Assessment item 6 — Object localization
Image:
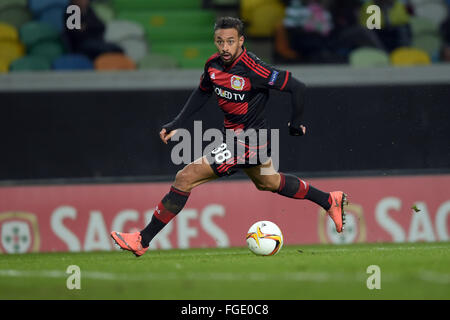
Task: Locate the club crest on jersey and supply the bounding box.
[231,75,245,91]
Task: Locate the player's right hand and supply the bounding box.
[287,122,306,136]
[159,128,177,144]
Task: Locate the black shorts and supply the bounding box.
[207,130,272,177]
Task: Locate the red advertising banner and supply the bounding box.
[0,175,449,254]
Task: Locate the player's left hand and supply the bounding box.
[288,122,306,136]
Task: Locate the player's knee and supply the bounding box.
[254,180,278,192]
[174,169,192,190]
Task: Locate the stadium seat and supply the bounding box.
[242,0,286,37]
[9,55,51,71]
[412,34,441,57]
[349,47,390,67]
[117,11,216,29]
[19,21,60,47]
[0,57,10,73]
[409,16,439,37]
[0,0,27,10]
[0,5,32,29]
[151,42,216,68]
[145,25,212,43]
[92,2,116,24]
[0,41,25,64]
[30,40,64,62]
[94,53,136,71]
[28,0,69,15]
[138,53,178,69]
[38,6,66,32]
[104,20,145,43]
[113,0,202,11]
[52,54,94,71]
[390,47,431,66]
[0,22,19,41]
[104,20,147,63]
[414,0,447,27]
[117,38,148,63]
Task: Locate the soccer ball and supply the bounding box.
[246,221,283,256]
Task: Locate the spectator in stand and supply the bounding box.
[274,0,336,64]
[359,0,412,52]
[63,0,123,60]
[327,0,386,61]
[440,8,450,62]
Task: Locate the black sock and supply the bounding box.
[140,186,190,247]
[277,173,331,210]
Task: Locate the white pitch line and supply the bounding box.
[1,268,449,285]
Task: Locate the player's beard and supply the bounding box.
[221,51,237,65]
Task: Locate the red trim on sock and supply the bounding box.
[170,186,190,197]
[154,201,176,224]
[293,179,310,199]
[278,173,286,193]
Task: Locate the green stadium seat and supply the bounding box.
[9,55,51,71]
[139,53,178,69]
[409,16,438,37]
[29,40,64,62]
[412,34,441,57]
[0,6,32,29]
[92,2,116,24]
[349,47,390,67]
[117,11,216,29]
[113,0,202,11]
[151,42,215,68]
[0,0,27,11]
[19,21,60,47]
[145,25,212,43]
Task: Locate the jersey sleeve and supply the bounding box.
[199,70,213,92]
[199,54,219,93]
[245,53,290,91]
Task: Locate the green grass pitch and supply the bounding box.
[0,242,449,300]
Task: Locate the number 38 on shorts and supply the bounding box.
[211,143,232,164]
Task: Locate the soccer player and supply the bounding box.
[111,17,348,257]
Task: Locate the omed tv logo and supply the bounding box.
[0,212,40,254]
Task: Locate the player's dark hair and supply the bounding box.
[214,17,244,37]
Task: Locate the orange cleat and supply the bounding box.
[327,191,348,233]
[111,231,148,257]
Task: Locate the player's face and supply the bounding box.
[214,28,244,65]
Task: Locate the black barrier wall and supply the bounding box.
[1,84,449,181]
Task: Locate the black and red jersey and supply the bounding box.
[199,47,290,132]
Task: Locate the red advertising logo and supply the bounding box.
[0,175,448,253]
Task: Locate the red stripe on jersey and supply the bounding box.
[224,47,246,71]
[219,99,248,115]
[237,140,268,149]
[241,57,269,79]
[241,54,270,77]
[208,67,251,91]
[224,119,245,131]
[206,52,220,64]
[241,56,270,77]
[280,71,290,90]
[242,52,271,75]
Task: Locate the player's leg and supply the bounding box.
[111,156,218,256]
[244,158,347,233]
